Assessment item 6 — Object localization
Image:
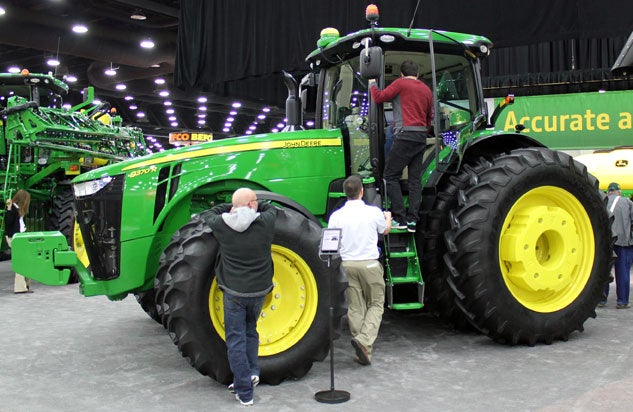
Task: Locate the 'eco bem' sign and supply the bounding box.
[169,132,213,145]
[494,90,633,150]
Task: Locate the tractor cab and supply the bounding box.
[0,70,68,111]
[303,5,493,182]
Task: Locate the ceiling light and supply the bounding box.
[165,108,174,114]
[129,104,138,110]
[257,114,266,120]
[198,105,207,111]
[136,112,145,118]
[163,101,172,106]
[0,7,5,15]
[62,103,71,110]
[245,130,253,135]
[249,125,256,130]
[262,107,271,113]
[277,122,285,128]
[8,66,20,73]
[168,116,176,121]
[197,119,206,125]
[223,127,230,133]
[93,99,102,105]
[197,113,206,118]
[197,96,207,103]
[150,64,160,68]
[154,78,165,85]
[170,122,178,127]
[104,63,117,76]
[232,102,242,108]
[47,58,60,67]
[272,128,279,133]
[72,24,88,34]
[65,75,77,82]
[230,110,238,116]
[115,84,127,90]
[227,117,234,122]
[140,39,155,49]
[224,122,231,128]
[158,90,169,97]
[130,10,147,20]
[124,95,134,101]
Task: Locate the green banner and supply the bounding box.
[493,90,633,150]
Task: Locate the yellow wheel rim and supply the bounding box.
[209,244,319,356]
[498,186,595,313]
[73,220,90,268]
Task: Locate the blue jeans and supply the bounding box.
[604,245,633,305]
[223,292,265,401]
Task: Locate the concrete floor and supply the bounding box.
[2,260,632,412]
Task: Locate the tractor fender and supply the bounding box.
[253,190,321,226]
[424,132,546,191]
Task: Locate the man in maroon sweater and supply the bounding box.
[369,60,433,233]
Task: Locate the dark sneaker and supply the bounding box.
[391,220,406,230]
[616,304,631,309]
[235,393,254,406]
[597,301,607,308]
[228,375,259,394]
[407,221,416,233]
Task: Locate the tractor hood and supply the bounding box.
[72,129,341,183]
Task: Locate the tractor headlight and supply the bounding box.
[73,176,113,197]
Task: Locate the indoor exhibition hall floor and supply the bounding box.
[1,260,632,412]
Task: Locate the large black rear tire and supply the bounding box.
[418,159,492,329]
[444,148,611,345]
[155,207,346,384]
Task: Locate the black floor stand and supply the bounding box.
[315,255,350,404]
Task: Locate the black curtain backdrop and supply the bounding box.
[175,0,633,104]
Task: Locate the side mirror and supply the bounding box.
[300,73,317,113]
[359,46,383,79]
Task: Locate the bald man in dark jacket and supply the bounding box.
[204,188,277,406]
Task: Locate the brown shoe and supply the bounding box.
[351,338,371,365]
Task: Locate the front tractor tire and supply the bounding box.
[155,207,345,384]
[50,189,89,283]
[444,148,611,345]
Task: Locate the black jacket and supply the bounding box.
[5,205,20,238]
[204,202,277,297]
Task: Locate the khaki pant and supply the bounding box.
[342,260,385,355]
[6,236,30,292]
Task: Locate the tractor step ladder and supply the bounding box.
[383,228,424,310]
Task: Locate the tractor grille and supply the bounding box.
[74,174,124,280]
[153,163,181,223]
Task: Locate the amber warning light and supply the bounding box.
[366,4,379,22]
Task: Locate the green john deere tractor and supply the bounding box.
[12,6,611,384]
[0,70,146,276]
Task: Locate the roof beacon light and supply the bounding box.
[317,27,340,48]
[366,4,379,25]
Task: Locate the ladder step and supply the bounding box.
[390,302,424,310]
[388,251,416,258]
[389,276,422,284]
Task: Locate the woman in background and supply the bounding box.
[5,189,32,293]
